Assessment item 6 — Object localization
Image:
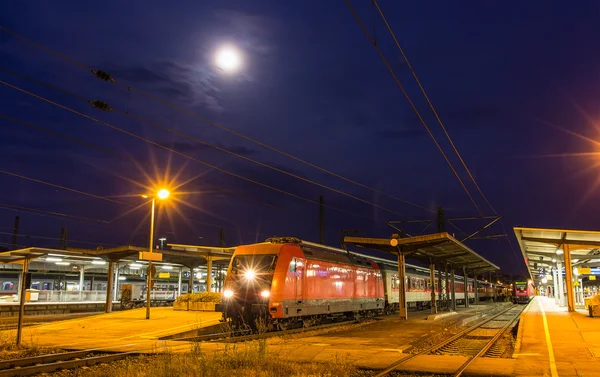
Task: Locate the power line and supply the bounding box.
[0,113,293,214]
[0,25,434,214]
[373,0,496,215]
[0,169,130,206]
[343,0,484,217]
[0,66,411,219]
[0,203,110,223]
[372,1,522,262]
[0,230,115,247]
[0,79,379,221]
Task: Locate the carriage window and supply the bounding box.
[289,258,297,272]
[392,275,399,289]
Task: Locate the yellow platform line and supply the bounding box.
[539,298,559,377]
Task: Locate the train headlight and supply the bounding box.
[260,290,270,298]
[224,289,234,298]
[245,269,256,280]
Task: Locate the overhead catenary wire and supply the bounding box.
[0,79,380,222]
[0,169,131,207]
[0,66,412,219]
[343,0,484,217]
[371,1,522,263]
[0,112,292,214]
[373,0,496,215]
[0,203,110,223]
[0,25,434,214]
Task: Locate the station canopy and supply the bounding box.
[0,244,236,269]
[514,227,600,280]
[344,232,499,273]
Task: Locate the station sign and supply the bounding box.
[158,272,170,279]
[578,267,592,275]
[138,252,163,262]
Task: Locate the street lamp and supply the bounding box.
[143,188,170,320]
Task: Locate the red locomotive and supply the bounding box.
[216,237,495,329]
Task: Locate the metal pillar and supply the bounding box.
[105,262,114,313]
[113,263,119,299]
[16,258,29,346]
[79,266,85,291]
[188,267,194,293]
[206,257,213,293]
[429,263,437,314]
[463,266,470,308]
[398,251,407,319]
[146,198,156,320]
[437,264,442,305]
[474,274,479,305]
[445,264,450,309]
[178,267,183,297]
[450,267,456,311]
[564,244,575,312]
[557,261,565,306]
[552,266,559,305]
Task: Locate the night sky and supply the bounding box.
[1,1,600,275]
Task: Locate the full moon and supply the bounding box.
[215,46,242,73]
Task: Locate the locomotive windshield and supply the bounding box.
[231,254,277,273]
[515,282,527,293]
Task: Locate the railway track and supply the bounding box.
[178,318,367,343]
[373,304,525,377]
[0,349,136,377]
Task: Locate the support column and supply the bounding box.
[105,262,114,313]
[463,267,470,308]
[474,273,479,305]
[178,267,183,297]
[445,264,450,309]
[79,266,85,301]
[398,251,407,319]
[450,267,456,311]
[188,267,194,293]
[79,266,85,291]
[16,258,29,346]
[437,264,442,306]
[113,263,119,300]
[564,244,575,312]
[430,263,437,314]
[557,261,565,306]
[552,266,560,305]
[206,257,213,293]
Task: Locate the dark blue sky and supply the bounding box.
[1,1,600,274]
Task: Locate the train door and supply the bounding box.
[295,258,304,303]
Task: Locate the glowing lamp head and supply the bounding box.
[556,249,564,255]
[260,290,270,298]
[244,269,256,280]
[223,289,234,298]
[157,189,170,200]
[542,278,548,284]
[216,46,242,73]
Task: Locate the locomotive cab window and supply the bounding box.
[289,258,297,272]
[231,254,277,273]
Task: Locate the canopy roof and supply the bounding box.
[344,232,499,272]
[514,227,600,280]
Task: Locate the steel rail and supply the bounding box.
[0,351,137,377]
[372,304,516,377]
[453,306,523,377]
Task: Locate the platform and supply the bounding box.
[513,296,600,377]
[9,307,222,352]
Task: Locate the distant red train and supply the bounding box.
[512,280,534,304]
[217,237,497,329]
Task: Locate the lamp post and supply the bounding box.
[143,188,169,320]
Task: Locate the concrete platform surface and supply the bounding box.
[514,296,600,377]
[8,307,222,352]
[268,303,506,372]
